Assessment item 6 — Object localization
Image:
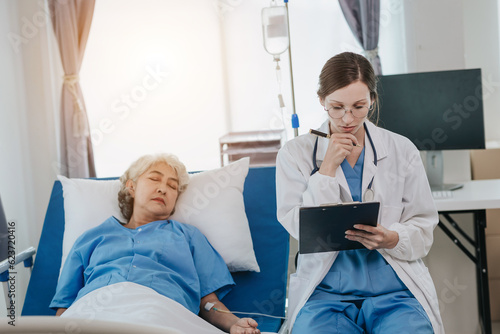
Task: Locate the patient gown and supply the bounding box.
[50,217,234,315]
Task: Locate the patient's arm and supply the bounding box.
[199,293,260,334]
[55,308,67,316]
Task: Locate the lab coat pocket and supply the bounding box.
[380,205,404,228]
[408,259,426,276]
[287,274,310,318]
[409,260,434,296]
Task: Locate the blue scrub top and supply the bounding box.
[341,147,365,203]
[312,148,409,299]
[50,217,235,314]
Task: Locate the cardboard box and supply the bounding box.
[470,149,500,180]
[487,235,500,279]
[487,210,500,235]
[490,279,500,322]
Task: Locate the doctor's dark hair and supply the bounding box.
[317,52,379,123]
[117,153,190,221]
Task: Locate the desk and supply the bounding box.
[434,179,500,334]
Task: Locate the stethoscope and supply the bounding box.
[310,122,377,202]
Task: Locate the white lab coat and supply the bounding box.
[276,120,445,334]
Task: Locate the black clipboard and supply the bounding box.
[299,202,380,254]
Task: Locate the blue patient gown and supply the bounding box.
[50,217,235,315]
[293,149,433,334]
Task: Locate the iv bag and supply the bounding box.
[262,5,289,55]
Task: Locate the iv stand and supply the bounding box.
[284,0,298,137]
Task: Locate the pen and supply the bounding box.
[309,129,359,147]
[309,129,330,139]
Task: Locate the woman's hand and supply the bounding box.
[319,133,359,177]
[345,224,399,250]
[55,308,67,316]
[229,318,260,334]
[200,293,260,334]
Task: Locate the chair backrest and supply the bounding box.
[22,167,289,332]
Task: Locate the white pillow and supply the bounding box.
[58,157,260,273]
[171,157,259,272]
[59,177,124,273]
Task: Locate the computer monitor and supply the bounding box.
[376,68,486,190]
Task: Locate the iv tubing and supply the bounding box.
[213,307,287,320]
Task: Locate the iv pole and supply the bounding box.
[262,0,299,138]
[284,0,299,137]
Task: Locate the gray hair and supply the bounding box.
[118,153,189,221]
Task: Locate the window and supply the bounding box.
[81,0,228,176]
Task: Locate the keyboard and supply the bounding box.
[432,190,453,199]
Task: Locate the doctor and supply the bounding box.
[276,52,444,333]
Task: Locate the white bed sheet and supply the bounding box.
[1,316,178,333]
[61,282,273,334]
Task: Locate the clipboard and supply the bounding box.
[299,202,380,254]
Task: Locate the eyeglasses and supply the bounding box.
[324,105,371,119]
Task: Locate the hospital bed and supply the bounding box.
[17,166,289,333]
[0,193,37,313]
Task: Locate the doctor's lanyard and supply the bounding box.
[310,122,377,202]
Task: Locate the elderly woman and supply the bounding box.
[50,153,260,334]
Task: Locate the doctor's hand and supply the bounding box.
[230,317,260,334]
[345,224,399,250]
[319,133,360,177]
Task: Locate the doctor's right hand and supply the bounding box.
[319,133,359,177]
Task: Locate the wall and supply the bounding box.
[0,1,29,317]
[81,0,229,175]
[463,0,500,146]
[0,0,59,317]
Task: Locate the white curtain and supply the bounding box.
[49,0,96,177]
